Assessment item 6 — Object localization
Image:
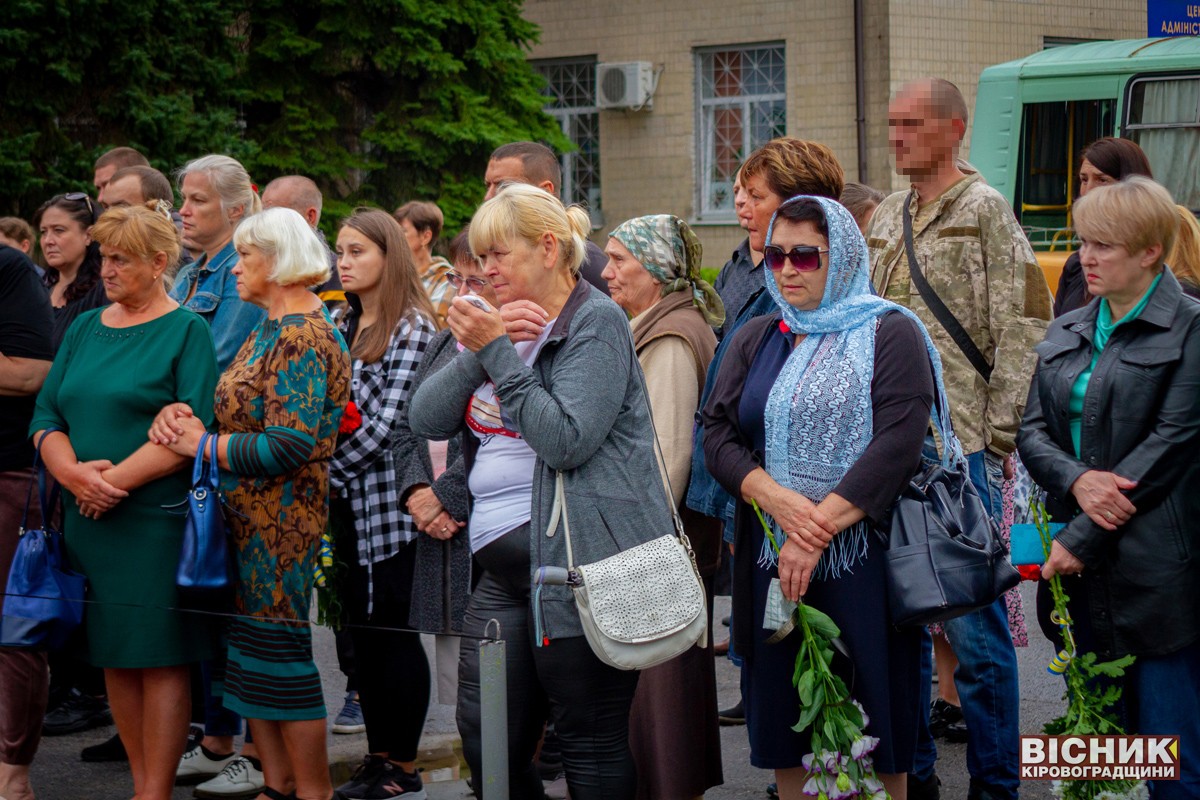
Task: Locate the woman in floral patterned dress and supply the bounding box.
[151,207,350,800]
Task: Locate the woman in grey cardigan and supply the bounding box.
[409,184,672,800]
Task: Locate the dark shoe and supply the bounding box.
[766,783,778,797]
[81,733,128,763]
[43,689,113,735]
[718,700,745,726]
[344,761,427,800]
[336,754,387,798]
[722,615,731,627]
[908,772,941,800]
[944,717,970,743]
[714,638,730,656]
[928,698,963,739]
[968,778,1015,800]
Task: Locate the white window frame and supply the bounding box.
[694,42,786,222]
[534,57,602,221]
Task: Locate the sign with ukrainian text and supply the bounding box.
[1149,0,1200,36]
[1020,735,1180,781]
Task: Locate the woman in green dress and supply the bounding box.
[30,202,219,800]
[150,207,350,800]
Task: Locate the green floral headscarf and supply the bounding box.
[610,214,725,326]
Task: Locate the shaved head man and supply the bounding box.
[261,176,324,228]
[93,146,149,196]
[99,166,173,210]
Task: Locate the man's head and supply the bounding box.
[93,147,150,195]
[888,78,969,179]
[261,176,324,229]
[484,142,561,201]
[100,166,173,210]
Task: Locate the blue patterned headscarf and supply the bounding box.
[610,214,725,326]
[759,195,959,578]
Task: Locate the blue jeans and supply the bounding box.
[1132,640,1200,799]
[913,446,1020,798]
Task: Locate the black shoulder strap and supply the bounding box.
[902,193,993,382]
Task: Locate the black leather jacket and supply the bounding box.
[1018,270,1200,657]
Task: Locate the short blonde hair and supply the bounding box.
[468,183,590,274]
[1167,205,1200,288]
[90,202,182,286]
[233,207,331,287]
[1073,176,1178,270]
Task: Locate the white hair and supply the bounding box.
[233,207,331,287]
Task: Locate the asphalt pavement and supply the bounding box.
[31,584,1060,799]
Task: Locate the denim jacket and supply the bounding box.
[685,286,777,537]
[170,240,265,372]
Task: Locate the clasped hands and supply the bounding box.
[69,459,128,521]
[406,486,463,541]
[760,488,837,603]
[1041,469,1138,580]
[448,298,550,352]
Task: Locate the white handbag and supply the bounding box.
[545,427,709,671]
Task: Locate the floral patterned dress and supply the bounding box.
[215,309,349,721]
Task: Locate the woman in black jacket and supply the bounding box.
[1018,177,1200,800]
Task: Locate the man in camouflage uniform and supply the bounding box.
[868,78,1052,800]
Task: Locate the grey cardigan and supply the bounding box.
[409,279,674,641]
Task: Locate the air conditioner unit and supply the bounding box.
[596,61,655,110]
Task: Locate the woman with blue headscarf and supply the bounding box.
[702,196,954,799]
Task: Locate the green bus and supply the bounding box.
[970,37,1200,289]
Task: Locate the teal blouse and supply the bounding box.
[1068,272,1164,455]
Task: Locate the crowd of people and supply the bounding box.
[0,74,1197,800]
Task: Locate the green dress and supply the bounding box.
[29,307,219,668]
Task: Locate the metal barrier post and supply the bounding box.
[478,618,508,800]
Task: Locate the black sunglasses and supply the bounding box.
[764,245,829,272]
[446,271,490,292]
[56,192,97,223]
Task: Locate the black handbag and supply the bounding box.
[171,433,233,595]
[879,457,1020,627]
[0,435,87,649]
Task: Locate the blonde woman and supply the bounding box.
[31,203,220,800]
[410,184,674,800]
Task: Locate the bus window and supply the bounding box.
[1125,76,1200,209]
[1015,99,1113,246]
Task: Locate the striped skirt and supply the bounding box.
[224,617,325,720]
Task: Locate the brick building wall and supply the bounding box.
[523,0,1144,267]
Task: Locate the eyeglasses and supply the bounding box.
[56,192,97,223]
[446,271,490,292]
[764,245,829,272]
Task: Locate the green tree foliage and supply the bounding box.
[1,0,564,237]
[0,0,247,215]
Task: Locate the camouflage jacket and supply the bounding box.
[867,173,1052,455]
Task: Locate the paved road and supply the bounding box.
[32,584,1059,799]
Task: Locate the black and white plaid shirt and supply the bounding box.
[331,310,435,569]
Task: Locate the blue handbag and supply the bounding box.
[0,436,87,649]
[174,433,232,591]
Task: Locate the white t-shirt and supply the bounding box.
[466,322,556,552]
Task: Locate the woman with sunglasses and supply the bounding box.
[327,208,437,800]
[702,196,946,800]
[34,192,108,352]
[601,214,725,800]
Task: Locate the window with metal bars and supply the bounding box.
[694,43,786,220]
[534,58,602,218]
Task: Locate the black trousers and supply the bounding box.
[341,526,430,761]
[456,524,640,800]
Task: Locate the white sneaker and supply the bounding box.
[193,756,266,799]
[176,743,237,784]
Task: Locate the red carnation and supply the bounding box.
[339,401,362,434]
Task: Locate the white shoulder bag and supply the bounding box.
[540,367,708,671]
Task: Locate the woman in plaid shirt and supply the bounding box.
[329,208,437,800]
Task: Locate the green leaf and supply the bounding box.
[797,699,822,734]
[797,670,816,706]
[1089,654,1136,678]
[801,604,842,640]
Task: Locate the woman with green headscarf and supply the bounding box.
[602,214,725,800]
